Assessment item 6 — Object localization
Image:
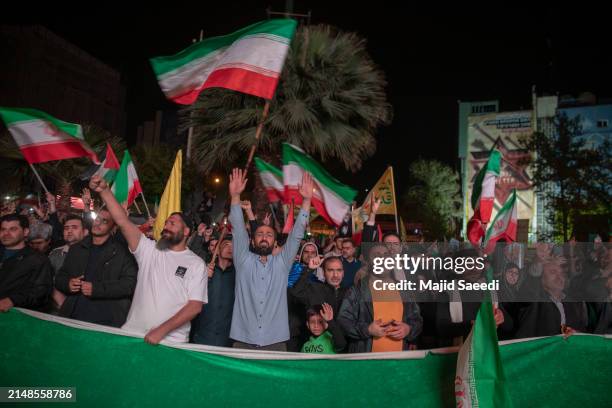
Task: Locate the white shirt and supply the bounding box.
[122,236,207,343]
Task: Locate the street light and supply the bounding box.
[214,178,220,184]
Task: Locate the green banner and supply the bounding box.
[1,310,611,407]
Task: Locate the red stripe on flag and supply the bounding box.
[20,141,98,164]
[284,188,337,226]
[127,180,143,207]
[479,198,495,224]
[264,187,283,203]
[170,68,280,104]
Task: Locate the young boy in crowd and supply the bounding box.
[301,303,346,354]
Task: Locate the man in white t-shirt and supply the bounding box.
[89,175,206,344]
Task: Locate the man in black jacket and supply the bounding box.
[55,209,137,327]
[191,238,235,346]
[515,260,588,338]
[290,256,349,316]
[0,214,53,312]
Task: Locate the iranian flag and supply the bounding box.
[483,189,518,254]
[282,143,357,226]
[150,19,297,105]
[455,293,513,408]
[254,157,284,203]
[467,149,501,246]
[0,107,99,164]
[111,150,142,207]
[80,142,120,182]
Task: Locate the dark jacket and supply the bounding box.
[289,267,349,351]
[189,235,212,263]
[191,262,236,347]
[434,293,514,345]
[337,278,423,353]
[55,235,137,327]
[0,246,53,310]
[290,267,349,314]
[515,300,588,338]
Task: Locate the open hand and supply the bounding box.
[229,168,248,197]
[298,172,315,199]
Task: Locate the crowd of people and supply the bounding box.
[1,169,610,354]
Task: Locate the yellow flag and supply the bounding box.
[153,150,182,240]
[399,216,408,242]
[352,167,397,233]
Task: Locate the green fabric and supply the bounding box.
[301,331,335,354]
[151,19,297,76]
[472,296,512,407]
[484,189,517,243]
[255,157,283,179]
[471,149,501,210]
[1,310,611,407]
[282,143,357,203]
[112,150,133,205]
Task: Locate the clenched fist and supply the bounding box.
[89,175,109,193]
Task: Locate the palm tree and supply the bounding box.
[182,24,392,215]
[0,125,125,210]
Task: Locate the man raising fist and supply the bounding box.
[88,175,206,344]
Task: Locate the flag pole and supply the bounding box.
[132,198,142,214]
[244,100,271,171]
[139,192,152,218]
[389,166,400,235]
[209,216,228,268]
[186,29,205,162]
[28,163,50,195]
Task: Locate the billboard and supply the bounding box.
[465,111,535,228]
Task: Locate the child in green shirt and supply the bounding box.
[301,303,346,354]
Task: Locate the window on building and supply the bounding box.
[596,120,608,128]
[472,104,496,114]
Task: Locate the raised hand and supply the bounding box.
[320,302,334,322]
[197,223,207,237]
[308,255,323,270]
[89,175,109,193]
[262,212,272,226]
[82,188,92,209]
[298,172,315,200]
[229,168,248,198]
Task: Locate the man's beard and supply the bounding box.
[156,230,184,250]
[252,243,273,256]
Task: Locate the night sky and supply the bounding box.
[10,3,612,197]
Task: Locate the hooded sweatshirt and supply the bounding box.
[288,243,323,288]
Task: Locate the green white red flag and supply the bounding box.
[282,143,357,226]
[483,189,518,254]
[254,157,284,203]
[0,107,99,164]
[455,292,513,407]
[111,150,142,207]
[150,19,297,104]
[467,149,501,246]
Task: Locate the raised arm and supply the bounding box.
[228,168,250,262]
[279,172,313,266]
[89,175,142,252]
